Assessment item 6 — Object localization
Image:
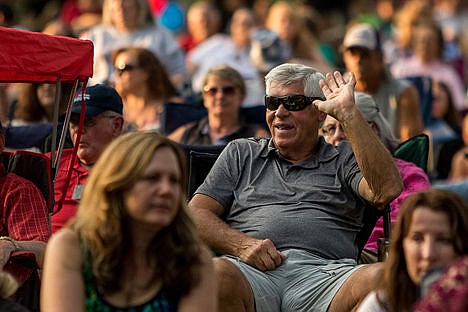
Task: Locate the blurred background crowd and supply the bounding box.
[0,0,467,184]
[0,1,467,311]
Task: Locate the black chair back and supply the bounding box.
[178,143,226,197]
[2,150,52,208]
[161,102,268,135]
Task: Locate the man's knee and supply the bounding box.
[329,263,384,312]
[214,258,251,298]
[213,257,255,312]
[353,262,384,287]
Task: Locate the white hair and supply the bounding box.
[265,63,325,98]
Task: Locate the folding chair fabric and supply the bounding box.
[377,134,430,261]
[161,102,268,135]
[405,76,433,127]
[4,123,53,150]
[394,133,430,173]
[1,151,50,312]
[2,150,52,208]
[178,143,226,197]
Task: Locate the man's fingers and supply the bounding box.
[254,260,267,271]
[344,71,356,87]
[261,256,277,271]
[267,249,284,267]
[326,72,339,89]
[334,71,346,86]
[319,79,332,96]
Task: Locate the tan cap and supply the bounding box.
[343,24,380,50]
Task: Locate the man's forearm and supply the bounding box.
[191,208,253,257]
[342,108,403,205]
[16,241,47,268]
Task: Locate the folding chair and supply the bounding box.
[183,145,381,263]
[161,102,268,135]
[2,150,52,207]
[377,133,430,261]
[240,105,268,130]
[178,143,226,197]
[160,102,207,135]
[4,123,53,151]
[1,150,52,312]
[405,76,433,127]
[0,26,93,312]
[394,133,430,174]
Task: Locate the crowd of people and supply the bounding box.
[0,0,467,311]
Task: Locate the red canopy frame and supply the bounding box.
[0,26,94,214]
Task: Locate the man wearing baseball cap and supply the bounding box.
[341,23,423,141]
[49,84,124,232]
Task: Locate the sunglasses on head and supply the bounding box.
[264,94,325,111]
[203,86,236,96]
[114,63,139,75]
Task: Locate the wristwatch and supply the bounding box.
[0,236,20,251]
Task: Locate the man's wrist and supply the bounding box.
[0,236,20,251]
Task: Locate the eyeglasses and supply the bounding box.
[264,95,325,111]
[114,63,139,76]
[321,124,343,137]
[69,114,117,128]
[203,86,237,96]
[322,121,374,136]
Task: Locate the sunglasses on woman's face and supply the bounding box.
[203,86,237,96]
[114,63,139,76]
[264,94,325,111]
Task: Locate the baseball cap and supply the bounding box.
[71,84,123,116]
[343,24,381,51]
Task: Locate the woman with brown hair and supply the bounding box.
[357,189,468,312]
[10,82,73,126]
[264,1,332,74]
[41,131,217,311]
[113,46,181,131]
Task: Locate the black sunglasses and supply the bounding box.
[114,63,139,75]
[203,86,236,96]
[264,94,325,111]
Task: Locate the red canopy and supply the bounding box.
[0,26,93,83]
[0,26,94,206]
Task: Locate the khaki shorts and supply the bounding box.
[223,249,362,312]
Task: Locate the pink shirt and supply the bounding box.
[365,158,431,252]
[391,56,466,111]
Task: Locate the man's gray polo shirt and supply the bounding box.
[196,137,366,260]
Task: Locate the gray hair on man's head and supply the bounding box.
[355,91,399,152]
[265,63,325,98]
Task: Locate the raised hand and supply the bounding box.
[314,71,357,122]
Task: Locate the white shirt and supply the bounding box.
[82,24,187,85]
